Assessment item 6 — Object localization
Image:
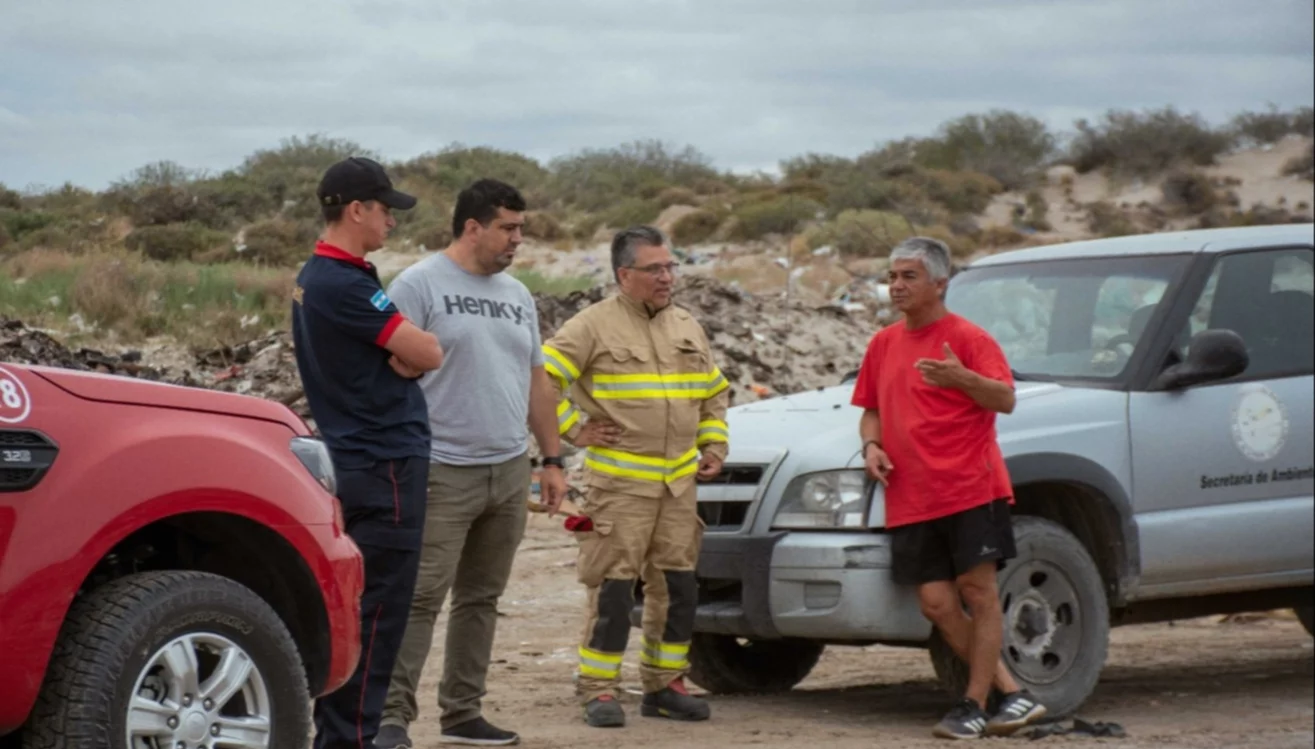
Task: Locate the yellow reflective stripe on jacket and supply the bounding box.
[592,371,723,400]
[584,446,699,483]
[640,637,690,670]
[542,345,581,386]
[706,367,729,397]
[557,399,581,435]
[696,419,729,446]
[578,646,622,679]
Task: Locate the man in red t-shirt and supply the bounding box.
[852,237,1046,740]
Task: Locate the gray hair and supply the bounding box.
[611,225,667,282]
[889,237,952,281]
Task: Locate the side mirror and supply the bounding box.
[1154,329,1249,390]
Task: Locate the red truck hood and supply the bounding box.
[31,365,308,433]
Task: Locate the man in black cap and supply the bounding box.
[292,156,446,749]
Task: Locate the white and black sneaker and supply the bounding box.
[439,716,521,746]
[932,698,990,740]
[987,689,1047,736]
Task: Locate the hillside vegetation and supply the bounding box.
[2,105,1312,346]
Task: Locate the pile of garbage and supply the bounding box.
[1,318,177,381]
[0,317,311,420]
[535,275,879,403]
[2,275,881,431]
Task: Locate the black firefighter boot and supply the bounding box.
[584,695,626,728]
[641,678,711,721]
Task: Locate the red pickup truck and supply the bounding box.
[0,362,364,748]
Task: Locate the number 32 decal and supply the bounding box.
[0,366,33,424]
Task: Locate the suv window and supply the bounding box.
[948,255,1189,381]
[1183,248,1314,379]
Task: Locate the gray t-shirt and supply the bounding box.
[386,252,544,465]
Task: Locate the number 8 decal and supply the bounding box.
[0,366,32,424]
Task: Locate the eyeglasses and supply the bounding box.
[626,262,679,277]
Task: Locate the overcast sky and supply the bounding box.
[1,0,1312,192]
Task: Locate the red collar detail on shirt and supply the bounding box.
[314,241,371,269]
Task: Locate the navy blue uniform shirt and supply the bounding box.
[292,241,430,469]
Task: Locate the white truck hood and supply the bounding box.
[724,381,1066,463]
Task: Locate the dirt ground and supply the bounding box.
[395,515,1315,749]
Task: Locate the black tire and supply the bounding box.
[928,516,1110,719]
[687,633,824,694]
[24,570,311,749]
[1297,603,1314,637]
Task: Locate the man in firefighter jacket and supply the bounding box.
[542,225,730,728]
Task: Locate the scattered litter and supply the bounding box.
[1025,718,1127,740]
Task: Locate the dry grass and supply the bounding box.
[0,247,295,346]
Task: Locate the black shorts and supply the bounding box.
[890,498,1016,586]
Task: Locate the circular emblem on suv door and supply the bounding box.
[1231,385,1288,462]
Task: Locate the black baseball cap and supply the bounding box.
[317,157,417,210]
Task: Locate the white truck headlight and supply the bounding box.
[772,470,869,529]
[290,436,338,496]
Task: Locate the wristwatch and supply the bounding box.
[541,456,565,470]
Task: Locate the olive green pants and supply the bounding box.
[380,453,530,731]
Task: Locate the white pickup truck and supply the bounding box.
[671,224,1315,717]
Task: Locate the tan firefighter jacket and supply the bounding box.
[542,292,730,499]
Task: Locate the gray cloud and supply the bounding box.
[0,0,1310,191]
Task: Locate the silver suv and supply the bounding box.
[675,224,1315,717]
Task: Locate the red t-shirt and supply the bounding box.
[851,313,1014,528]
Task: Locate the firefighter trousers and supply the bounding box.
[573,482,704,702]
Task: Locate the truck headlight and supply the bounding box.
[771,470,869,529]
[290,436,337,497]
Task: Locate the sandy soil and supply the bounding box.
[393,515,1314,749]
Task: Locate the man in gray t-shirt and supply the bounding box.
[377,179,568,749]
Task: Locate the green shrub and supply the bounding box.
[600,198,661,229]
[240,134,373,211]
[0,184,21,210]
[670,209,722,245]
[238,218,318,266]
[16,224,78,253]
[732,195,822,240]
[125,184,227,228]
[1085,202,1138,238]
[777,178,830,205]
[692,177,733,195]
[524,211,566,241]
[916,170,1003,214]
[1069,107,1232,177]
[1161,170,1219,214]
[397,145,550,204]
[25,184,100,217]
[0,221,10,251]
[1230,105,1315,146]
[1022,189,1052,231]
[570,214,604,242]
[510,269,595,295]
[805,210,913,257]
[0,209,58,241]
[406,221,454,251]
[194,174,276,225]
[657,186,699,208]
[124,222,230,261]
[913,110,1057,190]
[780,153,853,182]
[549,140,719,213]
